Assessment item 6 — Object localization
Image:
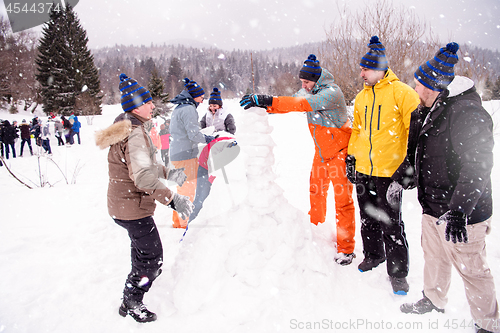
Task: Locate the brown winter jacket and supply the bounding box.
[95,112,174,220]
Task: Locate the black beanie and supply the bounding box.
[414,42,459,92]
[119,73,152,112]
[183,78,205,98]
[209,88,223,106]
[299,54,322,82]
[360,36,388,71]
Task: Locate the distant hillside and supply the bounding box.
[93,41,500,105]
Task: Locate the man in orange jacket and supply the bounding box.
[240,54,356,266]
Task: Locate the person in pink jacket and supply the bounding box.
[159,120,170,167]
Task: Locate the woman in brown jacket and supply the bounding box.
[96,74,193,323]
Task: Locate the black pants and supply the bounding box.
[114,216,163,303]
[355,173,409,278]
[42,139,52,154]
[4,142,15,159]
[56,134,65,146]
[20,138,33,155]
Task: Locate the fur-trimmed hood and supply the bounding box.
[95,113,148,149]
[95,119,132,149]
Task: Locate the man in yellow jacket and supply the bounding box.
[347,36,420,295]
[240,54,356,266]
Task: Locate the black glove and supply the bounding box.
[345,155,356,184]
[437,210,468,243]
[205,135,215,144]
[386,181,403,206]
[169,193,194,220]
[239,94,273,110]
[168,168,187,187]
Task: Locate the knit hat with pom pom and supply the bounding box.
[119,73,152,112]
[208,87,223,106]
[183,78,205,98]
[414,42,459,92]
[299,54,322,82]
[360,36,388,71]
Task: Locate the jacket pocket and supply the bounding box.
[139,194,155,211]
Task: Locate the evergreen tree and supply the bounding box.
[36,3,101,116]
[148,66,170,117]
[492,76,500,100]
[166,57,183,97]
[483,76,494,101]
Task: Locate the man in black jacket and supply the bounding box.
[389,43,499,333]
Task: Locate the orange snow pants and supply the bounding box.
[309,149,356,254]
[172,157,198,228]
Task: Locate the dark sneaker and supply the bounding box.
[119,300,157,323]
[390,276,409,295]
[358,257,386,272]
[335,253,356,266]
[400,295,444,314]
[475,324,494,333]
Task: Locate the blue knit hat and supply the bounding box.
[414,42,459,92]
[183,78,205,98]
[360,36,388,71]
[119,73,152,112]
[209,88,223,106]
[299,54,322,82]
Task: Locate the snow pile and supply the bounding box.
[171,107,338,330]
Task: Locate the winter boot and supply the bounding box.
[358,256,386,272]
[119,300,157,323]
[400,293,444,314]
[390,276,409,295]
[335,252,356,266]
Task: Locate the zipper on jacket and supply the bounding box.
[377,105,381,130]
[364,106,367,130]
[368,87,376,176]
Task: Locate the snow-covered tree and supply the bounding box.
[166,56,183,98]
[148,65,171,117]
[492,76,500,100]
[35,4,101,116]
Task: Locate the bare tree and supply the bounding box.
[320,0,440,103]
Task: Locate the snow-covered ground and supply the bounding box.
[1,99,500,333]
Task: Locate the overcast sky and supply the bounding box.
[1,0,499,51]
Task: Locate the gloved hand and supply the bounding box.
[167,168,187,187]
[205,135,215,144]
[386,181,403,206]
[239,94,273,110]
[437,210,468,243]
[345,155,356,184]
[169,193,194,220]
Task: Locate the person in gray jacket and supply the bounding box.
[169,78,214,228]
[54,118,65,146]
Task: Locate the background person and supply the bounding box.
[169,78,215,229]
